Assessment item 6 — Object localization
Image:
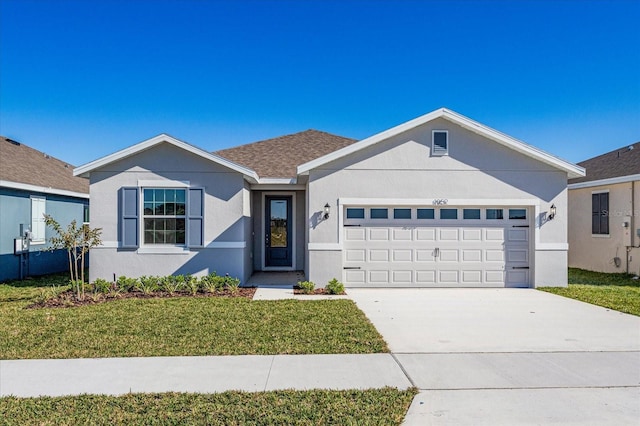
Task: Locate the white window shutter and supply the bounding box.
[31,197,46,243]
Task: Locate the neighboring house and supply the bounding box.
[0,136,89,281]
[568,144,639,274]
[75,108,584,288]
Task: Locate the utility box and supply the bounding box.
[622,216,632,247]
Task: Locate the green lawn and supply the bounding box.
[0,274,387,359]
[0,388,418,425]
[539,268,640,316]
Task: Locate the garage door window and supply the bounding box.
[440,208,458,219]
[346,208,365,219]
[463,209,481,219]
[508,209,527,220]
[394,208,412,219]
[370,208,388,219]
[417,208,435,219]
[486,209,504,220]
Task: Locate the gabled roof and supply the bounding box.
[568,142,639,185]
[297,108,586,179]
[215,129,357,179]
[0,136,89,198]
[74,134,259,183]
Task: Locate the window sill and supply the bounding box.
[591,234,611,238]
[137,246,190,254]
[30,240,46,246]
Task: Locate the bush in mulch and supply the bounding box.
[27,272,254,309]
[293,278,346,295]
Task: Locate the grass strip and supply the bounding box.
[0,387,417,425]
[539,268,640,316]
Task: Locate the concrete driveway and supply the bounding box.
[348,288,640,425]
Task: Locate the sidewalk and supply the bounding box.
[0,354,412,398]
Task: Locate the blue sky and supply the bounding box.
[1,0,638,167]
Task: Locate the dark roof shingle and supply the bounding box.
[0,136,89,194]
[569,143,640,184]
[215,129,357,179]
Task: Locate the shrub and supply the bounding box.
[185,275,200,295]
[326,278,345,295]
[117,276,138,292]
[201,272,225,293]
[137,276,160,295]
[160,276,183,295]
[93,278,112,294]
[298,280,315,294]
[225,276,241,295]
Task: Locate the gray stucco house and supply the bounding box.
[75,108,584,288]
[0,136,89,281]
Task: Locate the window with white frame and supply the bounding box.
[432,130,448,156]
[143,188,186,244]
[31,197,46,244]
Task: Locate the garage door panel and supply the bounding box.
[416,229,436,241]
[485,249,505,262]
[415,270,436,283]
[369,228,389,241]
[507,249,529,263]
[486,270,505,283]
[461,270,482,284]
[508,229,528,242]
[345,269,365,284]
[439,249,459,262]
[462,249,482,262]
[439,270,459,283]
[345,249,366,262]
[462,228,482,241]
[507,270,529,287]
[392,270,413,284]
[439,228,459,241]
[485,228,504,241]
[416,250,436,262]
[369,270,389,283]
[369,249,389,262]
[393,228,413,241]
[345,227,366,241]
[392,249,412,262]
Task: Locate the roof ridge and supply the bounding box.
[214,129,356,154]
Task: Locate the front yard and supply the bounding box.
[0,274,387,359]
[539,268,640,316]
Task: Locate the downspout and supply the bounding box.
[630,180,636,274]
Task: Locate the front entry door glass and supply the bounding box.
[265,196,292,267]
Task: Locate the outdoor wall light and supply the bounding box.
[323,203,331,220]
[548,204,556,220]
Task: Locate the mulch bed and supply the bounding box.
[293,288,346,295]
[27,287,257,309]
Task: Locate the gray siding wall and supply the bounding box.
[0,188,88,281]
[307,118,569,287]
[88,143,251,283]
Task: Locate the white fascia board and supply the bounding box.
[297,108,586,179]
[338,197,540,206]
[0,180,89,199]
[257,178,298,184]
[568,174,640,190]
[73,133,259,183]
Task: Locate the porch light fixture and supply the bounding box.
[548,204,556,220]
[323,203,331,220]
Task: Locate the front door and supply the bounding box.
[265,196,292,267]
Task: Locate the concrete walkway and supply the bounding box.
[0,354,411,397]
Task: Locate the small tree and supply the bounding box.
[44,214,102,300]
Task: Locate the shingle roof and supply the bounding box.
[0,136,89,194]
[215,129,357,179]
[569,142,640,184]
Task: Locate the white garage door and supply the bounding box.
[343,206,530,288]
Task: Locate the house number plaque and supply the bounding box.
[432,199,448,205]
